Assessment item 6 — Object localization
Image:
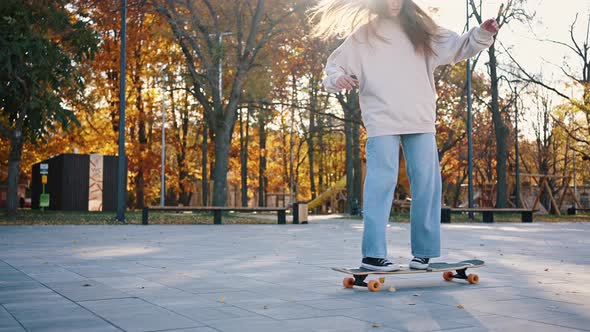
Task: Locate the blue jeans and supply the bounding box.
[362,133,442,259]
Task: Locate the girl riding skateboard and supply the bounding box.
[309,0,498,271]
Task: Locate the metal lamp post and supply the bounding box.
[160,67,167,207]
[466,0,474,218]
[116,0,128,222]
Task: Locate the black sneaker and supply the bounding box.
[409,257,430,270]
[361,257,400,272]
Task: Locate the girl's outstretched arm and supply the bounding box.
[432,19,498,68]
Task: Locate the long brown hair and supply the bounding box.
[367,0,437,56]
[308,0,438,57]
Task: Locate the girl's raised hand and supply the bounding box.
[480,19,499,34]
[335,74,359,91]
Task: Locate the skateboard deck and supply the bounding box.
[333,259,484,292]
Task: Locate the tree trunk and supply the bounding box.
[352,105,362,215]
[488,45,508,207]
[175,86,191,206]
[308,94,317,200]
[240,106,251,207]
[134,59,146,209]
[345,105,353,214]
[289,75,297,200]
[201,122,208,206]
[318,120,325,194]
[452,169,468,207]
[6,134,24,218]
[258,113,267,207]
[212,127,231,206]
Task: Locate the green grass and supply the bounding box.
[3,209,589,225]
[0,209,275,225]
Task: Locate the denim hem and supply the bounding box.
[411,252,441,258]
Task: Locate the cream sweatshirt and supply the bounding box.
[323,18,495,137]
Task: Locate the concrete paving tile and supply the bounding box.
[165,303,260,322]
[17,316,122,332]
[204,316,308,332]
[0,271,34,283]
[240,301,337,320]
[46,280,131,302]
[284,316,403,332]
[79,298,203,332]
[297,298,374,310]
[325,306,472,332]
[0,221,588,331]
[0,305,24,330]
[3,300,86,322]
[453,314,587,332]
[0,287,64,305]
[89,276,163,291]
[156,328,218,332]
[536,315,590,331]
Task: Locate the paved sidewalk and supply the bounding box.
[0,218,588,331]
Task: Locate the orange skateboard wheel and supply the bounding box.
[368,280,381,292]
[443,271,454,281]
[343,277,355,288]
[467,274,479,284]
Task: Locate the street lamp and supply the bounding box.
[160,66,168,207]
[116,0,128,222]
[466,0,474,217]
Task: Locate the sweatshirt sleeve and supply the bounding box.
[323,37,355,93]
[432,26,495,68]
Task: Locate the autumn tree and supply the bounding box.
[155,0,307,206]
[0,0,98,217]
[469,0,533,207]
[510,13,590,161]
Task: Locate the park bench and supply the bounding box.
[567,206,590,215]
[142,206,291,225]
[441,207,534,223]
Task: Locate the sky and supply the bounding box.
[418,0,589,84]
[416,0,590,137]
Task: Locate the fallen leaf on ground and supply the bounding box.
[457,305,464,309]
[220,297,225,303]
[82,284,91,287]
[372,324,381,328]
[544,268,549,271]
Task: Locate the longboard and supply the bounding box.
[332,259,484,292]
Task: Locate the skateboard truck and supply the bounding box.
[442,267,480,284]
[353,274,368,287]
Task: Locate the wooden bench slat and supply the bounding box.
[142,206,289,225]
[147,206,287,212]
[449,208,534,213]
[441,207,534,224]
